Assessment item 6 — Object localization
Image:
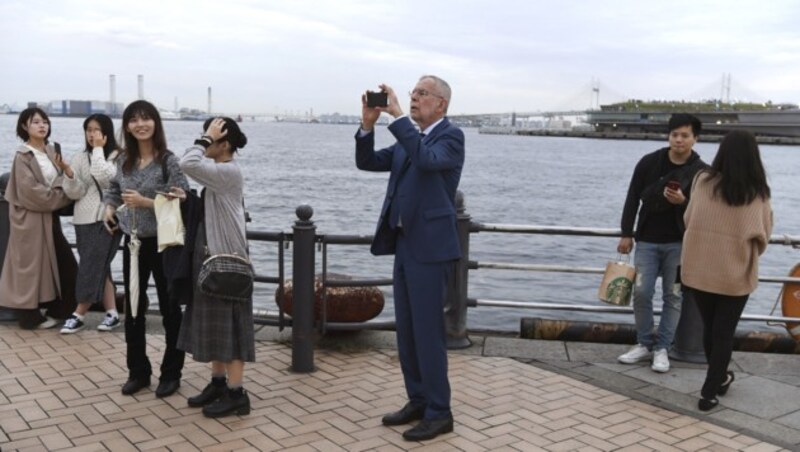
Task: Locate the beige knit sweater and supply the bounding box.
[62,147,118,225]
[681,172,773,296]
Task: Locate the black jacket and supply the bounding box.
[162,190,203,305]
[620,147,707,240]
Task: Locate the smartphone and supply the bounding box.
[366,91,388,108]
[155,191,171,196]
[666,180,680,191]
[104,214,118,229]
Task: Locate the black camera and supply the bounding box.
[366,91,388,108]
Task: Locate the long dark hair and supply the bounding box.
[16,107,52,142]
[120,100,168,175]
[202,116,248,153]
[83,114,119,159]
[706,130,770,206]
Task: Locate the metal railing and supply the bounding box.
[234,192,800,371]
[43,192,800,371]
[470,222,800,322]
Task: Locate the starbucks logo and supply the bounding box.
[606,276,633,305]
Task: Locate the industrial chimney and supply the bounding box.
[207,87,212,114]
[138,75,144,100]
[109,74,116,116]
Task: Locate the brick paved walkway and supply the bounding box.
[0,324,786,451]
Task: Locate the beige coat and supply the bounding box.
[0,144,72,309]
[681,172,773,296]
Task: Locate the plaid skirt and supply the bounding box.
[74,222,121,304]
[177,223,255,363]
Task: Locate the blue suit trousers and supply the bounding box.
[393,233,452,420]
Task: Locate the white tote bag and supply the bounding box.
[154,194,185,252]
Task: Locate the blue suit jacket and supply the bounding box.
[355,116,465,263]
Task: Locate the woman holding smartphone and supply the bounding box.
[0,107,74,329]
[57,114,123,333]
[177,117,255,418]
[104,100,190,397]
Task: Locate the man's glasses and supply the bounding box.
[408,89,444,99]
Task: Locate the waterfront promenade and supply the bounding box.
[1,315,798,451]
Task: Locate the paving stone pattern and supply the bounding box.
[0,324,787,451]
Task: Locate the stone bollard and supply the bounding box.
[291,205,316,372]
[670,288,707,363]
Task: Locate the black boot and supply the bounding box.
[188,378,227,408]
[202,387,251,418]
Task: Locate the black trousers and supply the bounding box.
[122,236,185,382]
[687,286,748,399]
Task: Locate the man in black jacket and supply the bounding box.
[617,114,707,373]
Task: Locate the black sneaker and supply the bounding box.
[202,389,251,418]
[188,383,227,407]
[97,314,121,331]
[60,315,85,334]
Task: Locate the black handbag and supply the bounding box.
[196,191,253,302]
[197,252,254,302]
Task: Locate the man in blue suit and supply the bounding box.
[355,75,464,441]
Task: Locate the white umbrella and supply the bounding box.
[128,209,141,319]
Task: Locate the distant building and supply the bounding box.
[32,100,125,117]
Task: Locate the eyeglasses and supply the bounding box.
[409,89,444,100]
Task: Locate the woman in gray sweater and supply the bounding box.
[104,100,190,398]
[177,117,255,418]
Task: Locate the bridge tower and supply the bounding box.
[590,77,600,110]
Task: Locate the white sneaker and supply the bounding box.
[651,349,670,373]
[37,316,58,330]
[618,344,652,364]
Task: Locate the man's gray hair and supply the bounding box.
[419,75,451,112]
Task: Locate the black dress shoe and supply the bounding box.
[698,397,719,411]
[121,377,151,395]
[188,383,226,407]
[382,403,426,426]
[155,379,181,398]
[202,389,251,418]
[718,371,735,396]
[402,415,454,441]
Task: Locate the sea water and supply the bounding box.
[1,116,798,332]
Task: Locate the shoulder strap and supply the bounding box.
[161,150,172,183]
[87,152,103,197]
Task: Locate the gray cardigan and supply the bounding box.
[179,145,247,257]
[104,152,189,238]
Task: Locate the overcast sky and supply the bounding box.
[2,0,799,116]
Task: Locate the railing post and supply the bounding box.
[446,191,472,349]
[291,204,316,372]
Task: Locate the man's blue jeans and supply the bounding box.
[633,241,683,351]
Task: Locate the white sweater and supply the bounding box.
[62,147,118,225]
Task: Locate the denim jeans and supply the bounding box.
[633,241,683,351]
